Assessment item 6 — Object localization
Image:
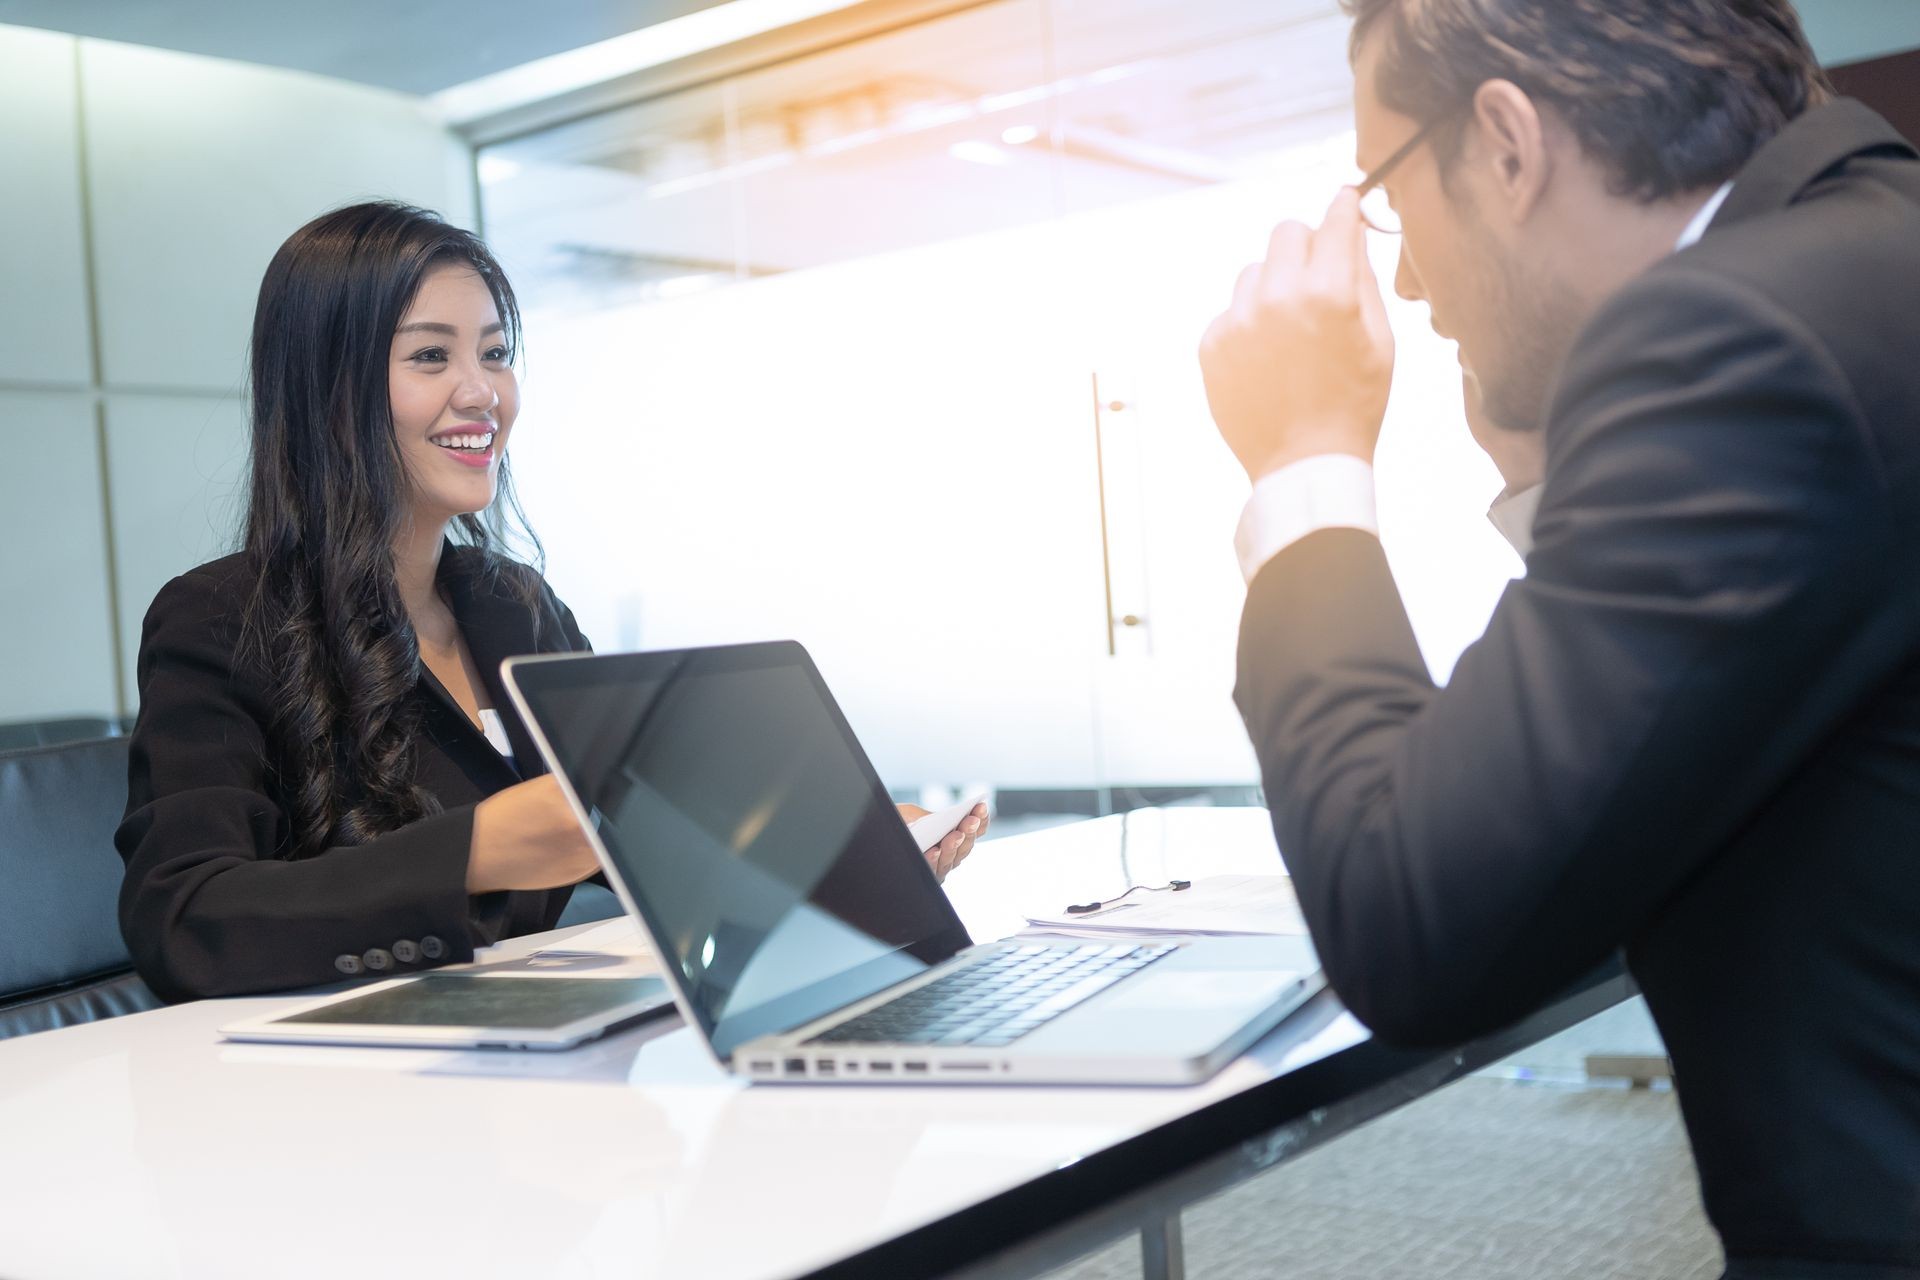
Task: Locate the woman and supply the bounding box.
[116,201,986,1003]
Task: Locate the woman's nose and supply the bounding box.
[452,365,500,415]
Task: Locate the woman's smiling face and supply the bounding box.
[388,262,519,525]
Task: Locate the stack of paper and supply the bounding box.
[534,917,653,959]
[1021,874,1308,940]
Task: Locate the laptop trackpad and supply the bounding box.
[1017,969,1307,1057]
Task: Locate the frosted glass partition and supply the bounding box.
[510,225,1108,788]
[483,0,1521,794]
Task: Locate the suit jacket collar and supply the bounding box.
[1711,99,1916,235]
[423,542,547,780]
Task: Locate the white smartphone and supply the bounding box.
[905,791,989,852]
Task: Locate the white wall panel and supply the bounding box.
[0,391,117,719]
[0,26,94,388]
[1799,0,1920,66]
[102,392,248,712]
[79,38,473,392]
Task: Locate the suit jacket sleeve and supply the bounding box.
[1235,266,1894,1046]
[116,570,479,1002]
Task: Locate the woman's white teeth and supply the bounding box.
[434,433,493,452]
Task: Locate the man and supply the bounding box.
[1200,0,1920,1272]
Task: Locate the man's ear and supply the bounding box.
[1468,79,1550,224]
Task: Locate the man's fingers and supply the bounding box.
[1355,243,1394,352]
[1302,188,1365,304]
[1329,185,1367,258]
[1229,262,1261,323]
[1257,220,1312,299]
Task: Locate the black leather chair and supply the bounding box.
[0,736,159,1039]
[0,715,125,752]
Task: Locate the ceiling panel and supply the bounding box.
[0,0,725,94]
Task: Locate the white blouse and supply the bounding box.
[477,708,517,767]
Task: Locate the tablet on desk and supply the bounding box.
[220,973,676,1050]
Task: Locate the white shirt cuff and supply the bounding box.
[1486,483,1543,557]
[1234,454,1378,584]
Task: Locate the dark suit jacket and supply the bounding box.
[116,544,590,1003]
[1236,101,1920,1271]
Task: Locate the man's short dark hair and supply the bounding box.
[1345,0,1834,202]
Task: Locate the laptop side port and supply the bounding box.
[902,1061,929,1073]
[815,1060,837,1075]
[868,1061,894,1074]
[784,1057,808,1075]
[938,1061,991,1072]
[748,1060,776,1074]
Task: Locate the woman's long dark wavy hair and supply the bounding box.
[238,200,542,860]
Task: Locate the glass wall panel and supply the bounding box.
[481,81,744,315]
[723,0,1058,272]
[478,0,1523,799]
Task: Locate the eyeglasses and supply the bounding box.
[1354,110,1456,236]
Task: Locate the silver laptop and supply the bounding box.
[502,642,1323,1085]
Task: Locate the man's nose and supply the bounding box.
[1394,241,1425,303]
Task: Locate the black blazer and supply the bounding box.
[1235,101,1920,1270]
[116,544,591,1003]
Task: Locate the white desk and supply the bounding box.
[0,810,1627,1280]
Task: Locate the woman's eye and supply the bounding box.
[485,346,511,362]
[410,347,447,364]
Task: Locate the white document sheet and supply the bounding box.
[1022,873,1309,938]
[534,917,652,958]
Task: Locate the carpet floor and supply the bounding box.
[1044,1002,1722,1279]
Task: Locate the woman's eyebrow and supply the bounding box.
[394,321,505,336]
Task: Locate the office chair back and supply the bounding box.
[0,736,158,1039]
[0,716,122,751]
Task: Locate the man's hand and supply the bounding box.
[895,802,989,884]
[1201,188,1395,481]
[1462,362,1546,492]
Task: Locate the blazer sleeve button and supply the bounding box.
[420,935,446,960]
[334,954,364,976]
[393,940,420,963]
[363,948,394,972]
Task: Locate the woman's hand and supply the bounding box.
[896,802,990,883]
[466,775,602,893]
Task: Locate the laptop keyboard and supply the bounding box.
[806,942,1179,1049]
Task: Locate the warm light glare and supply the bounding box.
[948,140,1012,167]
[432,0,866,125]
[1001,124,1041,146]
[476,154,521,184]
[653,273,729,299]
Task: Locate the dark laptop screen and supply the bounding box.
[509,643,972,1058]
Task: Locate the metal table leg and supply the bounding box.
[1141,1213,1186,1280]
